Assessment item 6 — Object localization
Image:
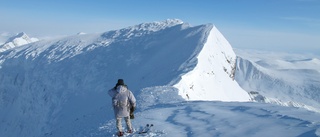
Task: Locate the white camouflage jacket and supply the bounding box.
[108,85,136,118]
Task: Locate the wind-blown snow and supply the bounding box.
[0,20,319,137]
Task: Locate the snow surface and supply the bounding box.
[0,20,319,137]
[235,49,320,113]
[100,89,320,137]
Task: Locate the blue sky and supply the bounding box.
[1,0,319,54]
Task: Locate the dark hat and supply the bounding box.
[116,79,125,86]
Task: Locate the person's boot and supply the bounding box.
[127,129,133,133]
[117,131,124,136]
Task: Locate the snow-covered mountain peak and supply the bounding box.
[7,32,27,41]
[174,26,250,101]
[5,32,36,44]
[0,32,38,52]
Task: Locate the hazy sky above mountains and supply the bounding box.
[1,0,319,54]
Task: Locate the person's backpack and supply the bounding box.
[113,86,130,109]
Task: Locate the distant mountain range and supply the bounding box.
[235,49,320,112]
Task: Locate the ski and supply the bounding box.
[138,124,153,134]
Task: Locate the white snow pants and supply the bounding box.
[116,117,132,132]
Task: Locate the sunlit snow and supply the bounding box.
[0,20,319,137]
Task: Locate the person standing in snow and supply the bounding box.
[108,79,136,136]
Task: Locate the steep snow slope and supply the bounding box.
[0,19,249,137]
[235,49,320,112]
[174,27,250,101]
[0,32,38,52]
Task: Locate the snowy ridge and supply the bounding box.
[235,50,320,112]
[174,27,250,101]
[0,32,38,52]
[3,19,183,61]
[102,19,183,40]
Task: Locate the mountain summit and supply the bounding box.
[0,20,249,136]
[0,32,38,52]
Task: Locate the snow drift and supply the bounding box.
[0,19,249,137]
